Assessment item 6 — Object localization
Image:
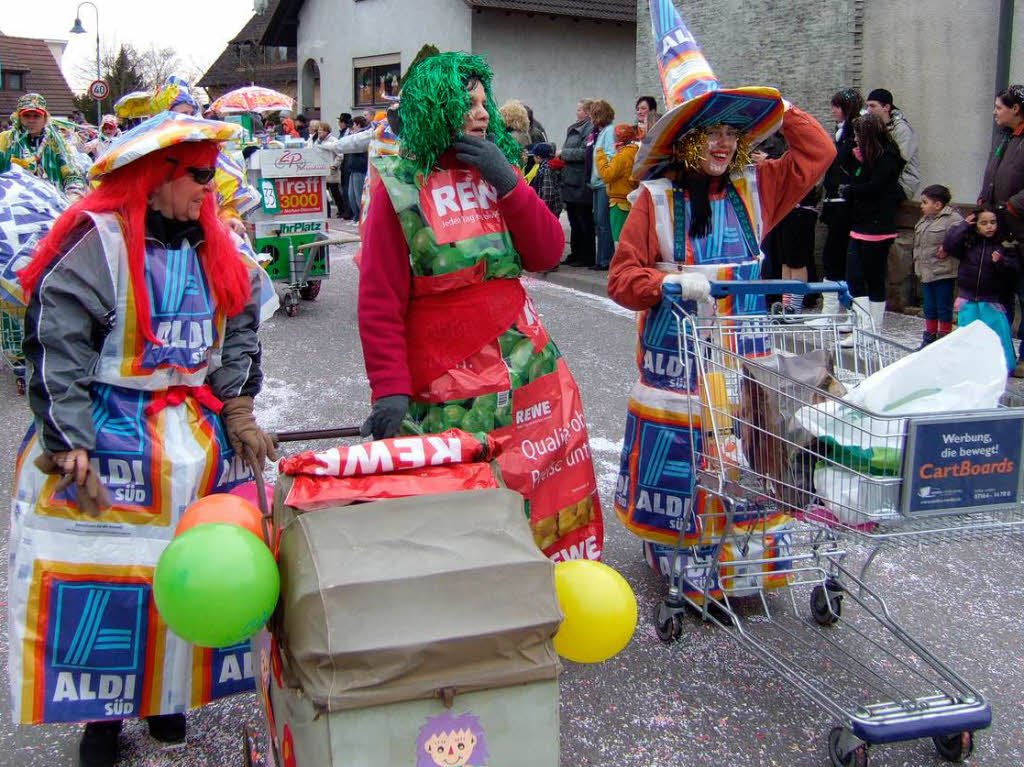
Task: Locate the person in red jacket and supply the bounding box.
[357,52,603,561]
[609,1,835,600]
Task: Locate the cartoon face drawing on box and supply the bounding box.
[416,711,491,767]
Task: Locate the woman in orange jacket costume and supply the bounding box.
[608,1,835,597]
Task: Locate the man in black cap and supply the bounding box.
[866,88,920,198]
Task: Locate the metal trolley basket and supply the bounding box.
[653,280,1024,766]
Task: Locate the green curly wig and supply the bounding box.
[397,51,522,181]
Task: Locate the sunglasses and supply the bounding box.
[165,158,216,185]
[184,166,216,184]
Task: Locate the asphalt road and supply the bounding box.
[2,233,1022,767]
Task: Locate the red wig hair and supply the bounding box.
[20,140,252,345]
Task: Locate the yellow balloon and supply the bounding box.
[552,560,638,663]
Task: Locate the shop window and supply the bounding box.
[353,62,399,108]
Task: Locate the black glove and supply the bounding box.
[361,395,410,440]
[452,136,518,197]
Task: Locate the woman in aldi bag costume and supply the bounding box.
[608,1,834,598]
[8,113,277,767]
[358,52,603,560]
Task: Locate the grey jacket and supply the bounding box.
[913,205,962,283]
[888,109,920,199]
[23,222,264,454]
[560,118,592,204]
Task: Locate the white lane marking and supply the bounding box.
[521,275,636,319]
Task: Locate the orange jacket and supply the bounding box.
[607,106,835,310]
[595,143,640,206]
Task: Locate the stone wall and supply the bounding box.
[635,0,861,126]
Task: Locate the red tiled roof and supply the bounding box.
[0,35,77,118]
[466,0,635,21]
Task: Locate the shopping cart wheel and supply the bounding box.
[828,727,868,766]
[810,583,843,626]
[299,280,321,300]
[653,605,682,643]
[933,731,973,762]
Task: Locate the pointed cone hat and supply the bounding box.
[634,0,784,180]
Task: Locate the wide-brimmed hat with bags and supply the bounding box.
[633,0,784,180]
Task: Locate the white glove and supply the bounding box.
[662,272,712,302]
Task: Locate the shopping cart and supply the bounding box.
[0,300,25,394]
[652,279,1024,766]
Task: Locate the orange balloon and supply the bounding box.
[175,493,266,543]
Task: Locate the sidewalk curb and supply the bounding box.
[526,266,610,299]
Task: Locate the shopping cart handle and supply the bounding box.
[708,280,853,308]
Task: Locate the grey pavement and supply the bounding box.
[2,224,1023,766]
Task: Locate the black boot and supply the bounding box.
[79,720,122,767]
[147,712,187,744]
[919,331,937,349]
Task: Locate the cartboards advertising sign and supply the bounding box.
[902,411,1024,516]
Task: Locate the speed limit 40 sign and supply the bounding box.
[88,79,109,101]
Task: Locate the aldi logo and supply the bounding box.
[26,569,161,723]
[51,583,145,671]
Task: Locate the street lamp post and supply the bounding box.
[70,1,101,126]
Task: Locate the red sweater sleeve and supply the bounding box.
[607,187,664,310]
[358,184,413,400]
[500,178,565,272]
[756,106,836,235]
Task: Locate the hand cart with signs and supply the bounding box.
[239,427,562,767]
[653,279,1024,766]
[0,299,25,394]
[246,147,351,317]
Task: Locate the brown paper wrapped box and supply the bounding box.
[255,480,563,766]
[273,478,562,710]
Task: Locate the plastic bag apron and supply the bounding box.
[374,156,603,561]
[8,212,255,724]
[613,176,793,599]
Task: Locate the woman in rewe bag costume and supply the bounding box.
[608,0,835,598]
[357,52,603,561]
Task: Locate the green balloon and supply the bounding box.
[154,524,279,648]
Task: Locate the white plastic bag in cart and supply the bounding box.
[795,322,1006,521]
[796,321,1006,458]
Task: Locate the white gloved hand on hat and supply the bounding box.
[662,272,712,302]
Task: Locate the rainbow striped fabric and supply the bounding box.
[635,0,784,180]
[89,113,241,179]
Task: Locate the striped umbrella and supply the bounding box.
[210,86,294,115]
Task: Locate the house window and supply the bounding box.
[353,61,399,108]
[4,72,24,91]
